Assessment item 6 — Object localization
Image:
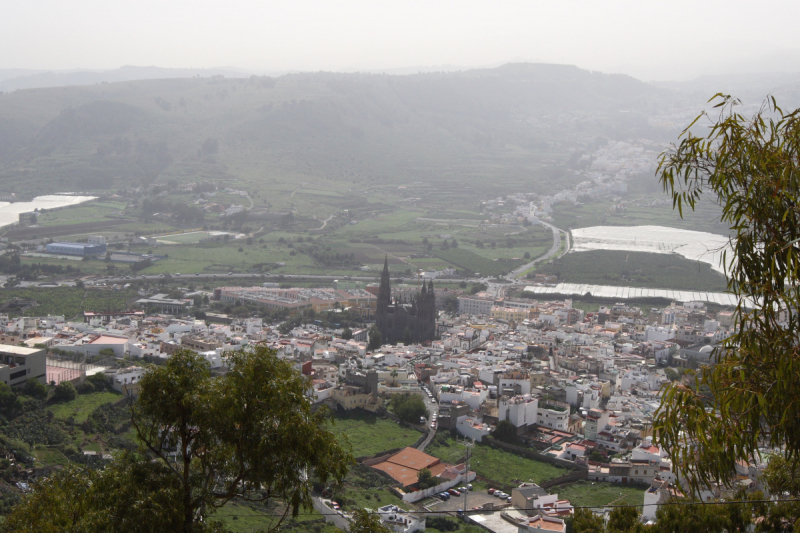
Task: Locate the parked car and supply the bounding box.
[467,484,473,491]
[419,416,426,424]
[488,488,496,494]
[449,489,460,496]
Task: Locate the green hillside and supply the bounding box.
[0,63,678,212]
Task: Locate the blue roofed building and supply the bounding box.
[46,241,106,256]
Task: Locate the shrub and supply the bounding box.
[86,372,109,390]
[23,378,48,399]
[390,394,427,424]
[427,517,460,532]
[492,420,520,445]
[53,382,77,403]
[76,382,95,394]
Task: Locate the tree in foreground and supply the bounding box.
[349,509,392,533]
[655,95,800,496]
[2,452,186,533]
[4,347,352,532]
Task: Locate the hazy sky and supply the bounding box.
[4,0,800,81]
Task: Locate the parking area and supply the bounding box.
[423,491,500,512]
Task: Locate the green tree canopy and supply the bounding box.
[655,95,800,495]
[390,393,427,424]
[0,382,21,418]
[349,509,392,533]
[52,381,77,403]
[572,508,605,533]
[368,325,382,351]
[8,347,352,532]
[22,378,47,399]
[2,452,188,533]
[492,420,520,444]
[130,347,352,532]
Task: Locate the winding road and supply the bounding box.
[507,221,570,280]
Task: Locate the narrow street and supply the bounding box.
[416,386,438,452]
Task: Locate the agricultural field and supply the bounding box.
[1,387,136,472]
[555,480,645,508]
[329,410,422,458]
[426,433,566,486]
[0,287,139,320]
[535,250,728,291]
[213,503,338,533]
[32,447,69,466]
[2,185,559,280]
[550,195,730,236]
[17,255,108,276]
[434,248,524,277]
[36,201,128,226]
[49,391,123,423]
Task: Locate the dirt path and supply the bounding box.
[312,214,334,231]
[289,182,308,197]
[368,243,413,267]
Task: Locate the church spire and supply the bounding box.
[426,279,436,340]
[376,255,391,337]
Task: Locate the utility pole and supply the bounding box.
[462,438,474,516]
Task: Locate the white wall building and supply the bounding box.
[499,394,538,428]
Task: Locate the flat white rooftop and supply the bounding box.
[0,344,43,356]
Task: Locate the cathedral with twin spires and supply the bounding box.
[375,257,437,345]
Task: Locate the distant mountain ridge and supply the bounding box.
[0,62,679,198]
[0,65,270,93]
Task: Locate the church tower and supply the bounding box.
[426,279,437,340]
[375,256,391,335]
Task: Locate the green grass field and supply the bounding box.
[33,447,69,466]
[49,391,123,423]
[550,196,731,236]
[339,485,408,512]
[434,248,524,277]
[0,287,139,319]
[329,411,422,457]
[427,434,566,486]
[37,202,127,226]
[555,480,645,508]
[212,503,338,533]
[535,249,728,291]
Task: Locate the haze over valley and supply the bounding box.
[0,2,797,532]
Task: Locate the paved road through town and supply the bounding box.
[417,388,439,452]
